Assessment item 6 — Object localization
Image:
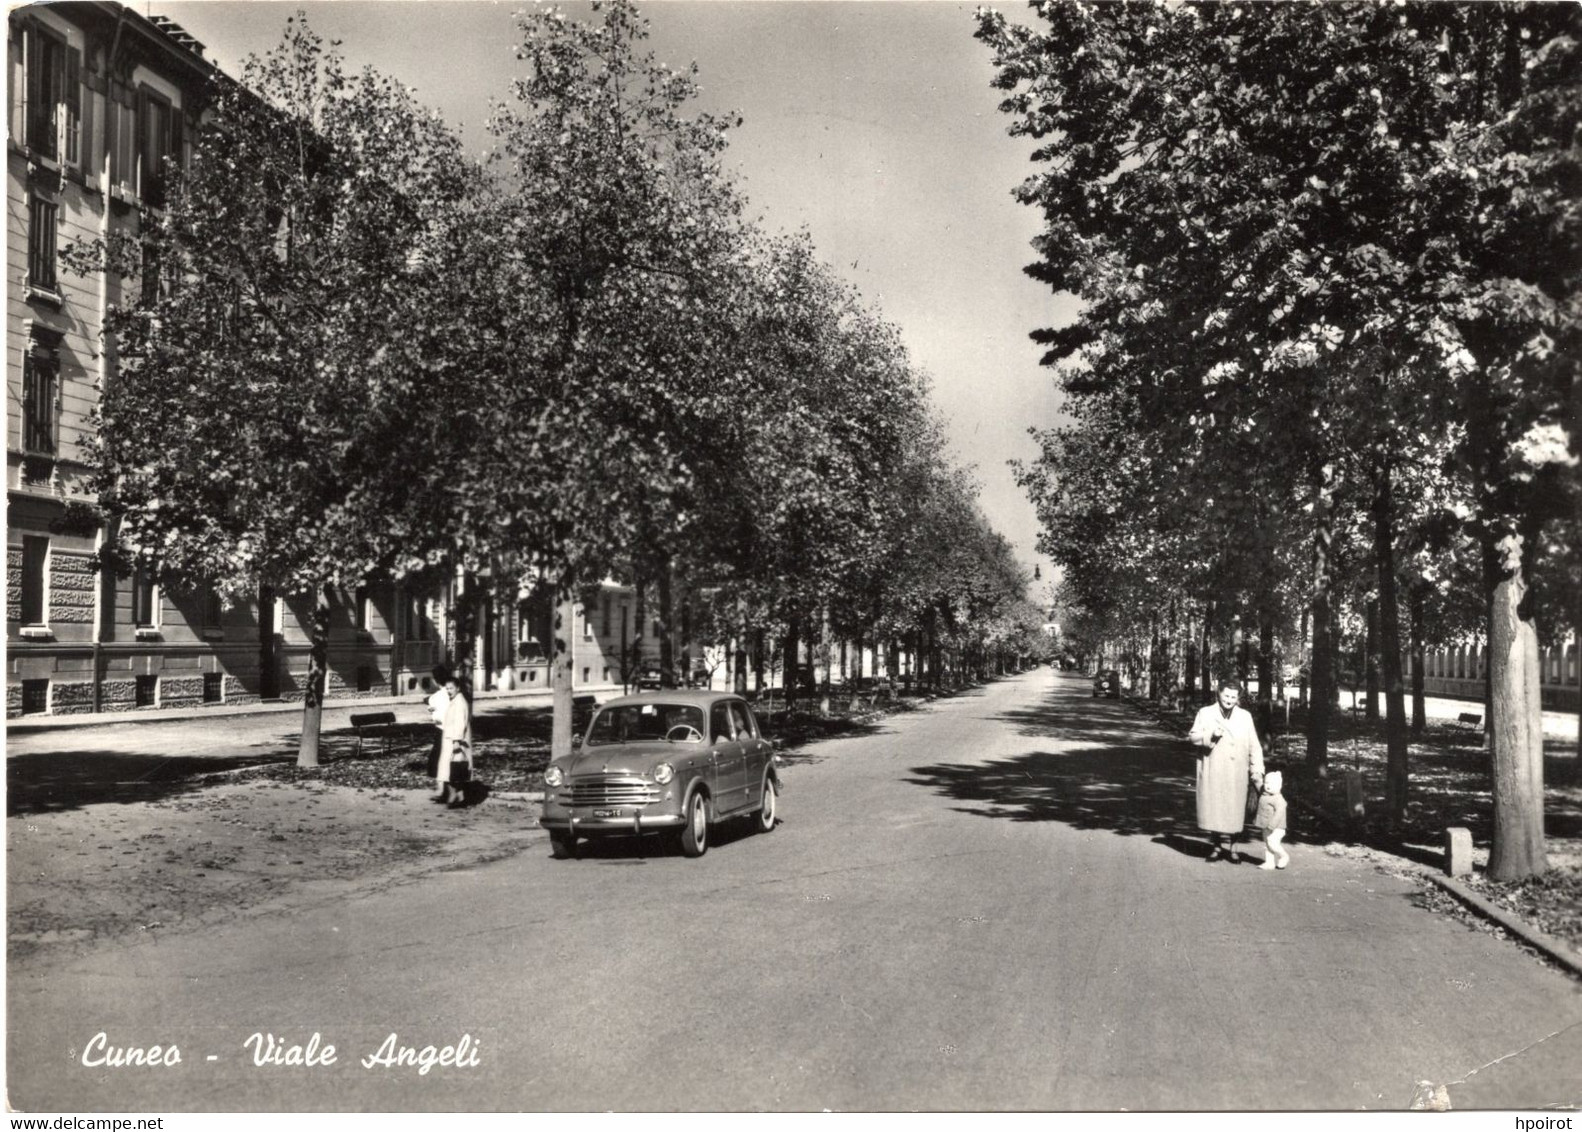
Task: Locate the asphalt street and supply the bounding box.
[7,669,1580,1111]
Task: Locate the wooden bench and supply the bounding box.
[348,711,397,757]
[1456,711,1484,741]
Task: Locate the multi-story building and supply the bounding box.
[8,1,222,716]
[5,3,724,720]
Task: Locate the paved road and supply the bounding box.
[8,670,1580,1111]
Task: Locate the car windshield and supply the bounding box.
[586,703,706,746]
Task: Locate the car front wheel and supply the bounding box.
[679,791,709,858]
[549,830,577,859]
[752,776,777,834]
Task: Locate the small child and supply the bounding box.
[1255,770,1290,870]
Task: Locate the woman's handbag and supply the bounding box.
[449,742,472,786]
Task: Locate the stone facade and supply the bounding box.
[48,551,95,623]
[50,681,95,713]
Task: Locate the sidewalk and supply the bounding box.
[4,681,630,735]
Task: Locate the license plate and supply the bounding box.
[592,808,623,819]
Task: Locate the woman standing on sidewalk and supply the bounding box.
[426,666,452,802]
[435,675,472,809]
[1188,680,1264,862]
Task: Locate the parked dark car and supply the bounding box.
[1092,669,1121,698]
[539,691,781,859]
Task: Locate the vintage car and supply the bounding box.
[539,691,781,859]
[1092,669,1121,698]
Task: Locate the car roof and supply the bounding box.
[598,690,746,709]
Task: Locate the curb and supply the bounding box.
[1424,874,1582,978]
[489,791,544,803]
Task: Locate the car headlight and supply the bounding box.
[653,762,674,785]
[544,765,564,788]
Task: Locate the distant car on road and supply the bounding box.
[1092,669,1121,698]
[634,663,665,691]
[539,691,780,859]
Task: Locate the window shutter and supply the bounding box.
[14,27,28,148]
[137,86,149,198]
[23,25,41,151]
[63,45,80,167]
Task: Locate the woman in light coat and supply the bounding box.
[1188,680,1264,862]
[435,676,472,809]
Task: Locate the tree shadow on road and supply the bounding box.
[904,697,1305,861]
[6,750,299,815]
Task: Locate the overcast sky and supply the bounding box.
[152,0,1076,593]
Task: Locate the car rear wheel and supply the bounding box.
[679,791,709,858]
[549,830,577,860]
[752,776,777,834]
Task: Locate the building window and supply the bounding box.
[135,675,158,708]
[22,24,78,165]
[355,586,370,632]
[356,665,373,693]
[602,666,610,683]
[140,240,162,307]
[202,673,224,703]
[21,340,58,456]
[581,666,590,683]
[405,592,431,641]
[28,195,58,292]
[19,537,49,625]
[133,567,158,629]
[138,88,182,207]
[201,587,223,632]
[20,679,50,715]
[583,607,593,640]
[109,94,137,193]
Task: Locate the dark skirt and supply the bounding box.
[427,730,442,779]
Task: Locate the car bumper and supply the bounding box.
[539,800,686,835]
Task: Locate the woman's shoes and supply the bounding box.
[430,795,448,804]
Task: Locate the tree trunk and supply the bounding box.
[679,578,692,684]
[819,608,832,717]
[1409,582,1427,736]
[734,634,748,695]
[658,565,675,687]
[1307,467,1335,772]
[1374,461,1409,822]
[1298,607,1309,710]
[1257,610,1274,739]
[633,570,647,677]
[551,585,575,760]
[783,618,800,708]
[1487,532,1549,881]
[1364,597,1380,722]
[259,582,279,700]
[297,584,331,768]
[1199,602,1213,701]
[753,627,766,694]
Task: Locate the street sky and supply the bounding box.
[151,0,1076,592]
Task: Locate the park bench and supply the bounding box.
[1455,711,1484,741]
[348,711,398,758]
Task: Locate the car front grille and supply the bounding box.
[565,777,660,807]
